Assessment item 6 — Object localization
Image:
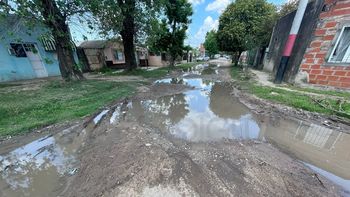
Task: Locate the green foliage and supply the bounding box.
[217,0,277,53]
[204,30,219,58]
[0,80,137,137]
[147,0,193,66]
[279,0,299,17]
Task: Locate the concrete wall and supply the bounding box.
[103,42,125,65]
[148,55,168,67]
[299,0,350,88]
[0,19,60,82]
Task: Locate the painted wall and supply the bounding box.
[0,17,60,82]
[299,0,350,88]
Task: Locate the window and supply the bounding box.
[9,43,27,57]
[114,50,124,61]
[329,26,350,63]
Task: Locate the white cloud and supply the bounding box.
[205,0,231,13]
[188,0,205,6]
[188,16,218,47]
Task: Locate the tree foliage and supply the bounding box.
[147,0,192,67]
[217,0,276,65]
[1,0,87,81]
[204,30,219,58]
[87,0,163,71]
[279,0,299,18]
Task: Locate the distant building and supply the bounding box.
[264,0,350,89]
[0,15,62,82]
[79,40,149,70]
[199,43,206,57]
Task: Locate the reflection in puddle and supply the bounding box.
[130,77,350,194]
[94,109,109,124]
[0,126,82,197]
[305,163,350,197]
[130,78,257,142]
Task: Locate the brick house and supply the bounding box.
[299,0,350,88]
[264,0,350,89]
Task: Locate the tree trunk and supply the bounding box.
[40,0,84,81]
[119,0,137,71]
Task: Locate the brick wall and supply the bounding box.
[299,0,350,88]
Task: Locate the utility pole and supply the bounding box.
[274,0,309,84]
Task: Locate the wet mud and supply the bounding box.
[0,63,349,197]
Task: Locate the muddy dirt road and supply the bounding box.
[1,63,350,197]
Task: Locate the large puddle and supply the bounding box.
[0,64,349,196]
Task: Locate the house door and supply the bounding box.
[24,43,48,78]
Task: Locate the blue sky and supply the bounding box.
[185,0,287,47]
[71,0,287,46]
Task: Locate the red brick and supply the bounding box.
[311,41,322,47]
[317,58,325,64]
[332,8,350,17]
[323,70,334,75]
[340,83,350,88]
[323,35,335,41]
[311,64,321,69]
[327,75,339,81]
[317,80,328,85]
[309,79,317,84]
[334,2,350,10]
[339,77,350,83]
[300,64,310,69]
[315,29,326,36]
[311,69,322,74]
[309,74,317,80]
[333,66,345,70]
[315,53,326,58]
[347,72,350,76]
[324,21,338,28]
[308,48,321,53]
[329,81,341,87]
[305,58,314,64]
[334,71,347,76]
[316,75,328,80]
[304,54,315,59]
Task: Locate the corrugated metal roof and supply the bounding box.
[79,40,108,49]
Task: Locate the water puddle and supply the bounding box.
[1,64,349,196]
[0,125,83,197]
[128,76,350,194]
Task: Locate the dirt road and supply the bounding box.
[1,63,349,197]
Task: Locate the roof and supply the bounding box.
[79,40,108,49]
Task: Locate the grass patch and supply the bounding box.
[0,80,137,137]
[105,62,200,79]
[230,66,350,119]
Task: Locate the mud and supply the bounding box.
[1,63,349,197]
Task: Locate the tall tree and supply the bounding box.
[147,0,192,67]
[204,30,219,59]
[279,0,299,17]
[1,0,86,81]
[87,0,162,71]
[217,0,275,66]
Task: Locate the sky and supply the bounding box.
[185,0,287,48]
[71,0,288,47]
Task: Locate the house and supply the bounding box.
[148,52,169,67]
[78,40,149,70]
[199,43,206,57]
[0,15,62,82]
[264,0,350,88]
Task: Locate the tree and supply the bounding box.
[87,0,163,71]
[147,0,193,67]
[217,0,276,66]
[204,30,219,59]
[1,0,86,81]
[279,0,299,17]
